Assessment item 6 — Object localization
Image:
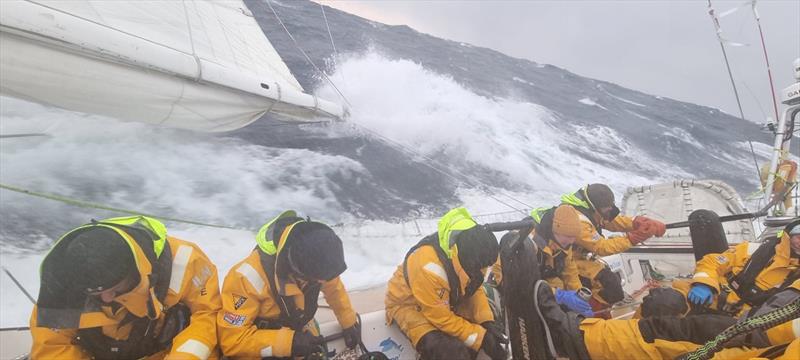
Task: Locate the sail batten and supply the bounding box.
[0,0,344,132]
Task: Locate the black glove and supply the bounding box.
[156,303,191,346]
[342,319,362,349]
[480,321,508,360]
[291,331,325,357]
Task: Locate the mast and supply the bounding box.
[763,59,800,215]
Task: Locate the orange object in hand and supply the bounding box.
[627,230,650,245]
[633,216,666,237]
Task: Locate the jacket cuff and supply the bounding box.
[336,308,358,329]
[468,326,487,352]
[690,273,720,292]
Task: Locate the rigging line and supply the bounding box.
[747,140,763,184]
[320,3,338,60]
[0,183,244,230]
[263,0,352,108]
[2,267,34,304]
[707,0,747,122]
[750,1,781,123]
[741,82,768,121]
[0,133,49,139]
[319,2,348,91]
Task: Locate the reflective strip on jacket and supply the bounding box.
[385,245,493,351]
[30,236,222,360]
[217,249,356,358]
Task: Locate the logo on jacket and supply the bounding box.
[233,295,248,310]
[223,312,246,327]
[436,288,446,299]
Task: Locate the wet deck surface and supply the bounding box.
[317,285,388,324]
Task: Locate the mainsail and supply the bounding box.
[0,0,345,132]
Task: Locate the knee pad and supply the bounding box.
[416,331,473,360]
[596,268,624,304]
[641,288,688,318]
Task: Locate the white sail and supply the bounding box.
[0,0,345,132]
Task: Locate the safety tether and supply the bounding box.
[679,296,800,360]
[0,182,242,230]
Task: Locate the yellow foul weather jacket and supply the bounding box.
[561,191,635,305]
[385,208,494,352]
[217,212,356,359]
[561,191,635,257]
[690,231,799,314]
[31,217,221,360]
[491,227,581,291]
[581,279,800,360]
[385,246,493,351]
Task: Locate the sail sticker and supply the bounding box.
[223,312,247,326]
[233,295,248,310]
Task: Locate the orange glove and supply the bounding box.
[634,216,667,237]
[649,218,666,237]
[628,230,650,245]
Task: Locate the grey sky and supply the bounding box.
[320,0,800,124]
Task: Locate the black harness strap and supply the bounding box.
[258,249,322,331]
[76,223,175,360]
[402,234,464,310]
[727,235,791,306]
[532,210,569,281]
[531,234,559,280]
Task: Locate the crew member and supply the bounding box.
[560,184,666,315]
[385,207,506,360]
[494,205,593,316]
[217,211,361,359]
[31,216,221,359]
[683,218,800,316]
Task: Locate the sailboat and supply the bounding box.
[1,0,799,359]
